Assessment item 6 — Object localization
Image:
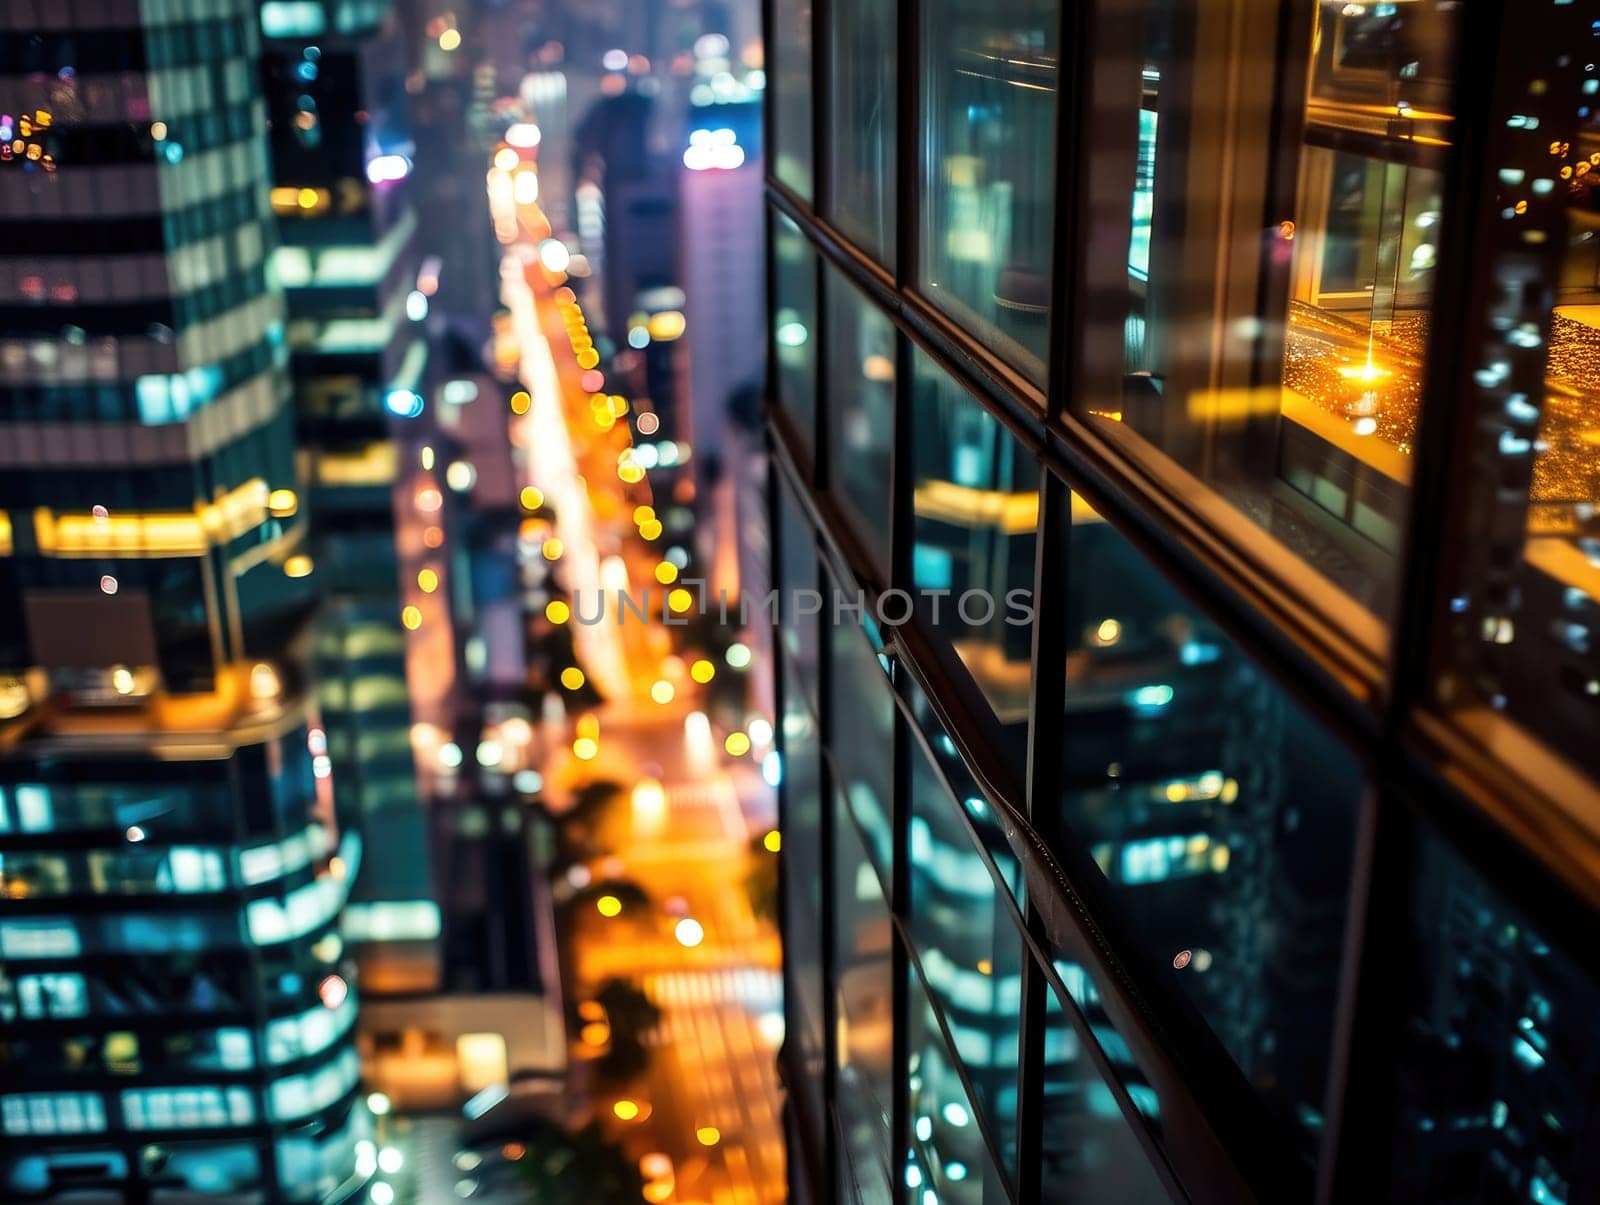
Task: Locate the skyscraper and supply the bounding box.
[767,0,1600,1201]
[257,0,442,994]
[0,2,367,1198]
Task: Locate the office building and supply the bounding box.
[0,0,367,1199]
[767,0,1600,1201]
[257,0,442,993]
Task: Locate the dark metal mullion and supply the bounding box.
[815,507,840,1203]
[811,225,829,494]
[1042,0,1091,425]
[811,0,830,219]
[894,0,920,290]
[890,679,912,1205]
[1013,457,1071,1204]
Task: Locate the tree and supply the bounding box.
[513,1121,644,1204]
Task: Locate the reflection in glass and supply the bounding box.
[826,270,896,576]
[1077,0,1459,624]
[771,0,813,197]
[906,963,1010,1204]
[773,211,817,454]
[1056,498,1360,1165]
[1040,981,1171,1201]
[828,603,895,885]
[921,0,1058,379]
[912,350,1038,730]
[834,791,895,1202]
[1389,827,1600,1203]
[908,739,1021,1175]
[1436,58,1600,780]
[905,678,1023,908]
[828,0,895,265]
[778,481,820,709]
[780,652,826,1139]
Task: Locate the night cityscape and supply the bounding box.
[0,0,1597,1203]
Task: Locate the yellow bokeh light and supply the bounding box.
[725,732,751,756]
[401,605,422,630]
[639,518,663,540]
[618,463,645,484]
[580,1021,611,1046]
[576,347,600,370]
[519,485,544,510]
[417,568,439,593]
[577,714,600,739]
[690,659,715,683]
[596,895,622,918]
[493,146,518,171]
[545,600,571,624]
[696,1126,721,1147]
[573,736,599,760]
[612,1099,640,1121]
[633,505,656,525]
[763,829,782,853]
[267,488,298,516]
[560,667,586,690]
[655,561,679,585]
[650,680,675,705]
[509,390,531,414]
[284,554,314,578]
[667,588,693,613]
[439,27,462,50]
[542,537,564,561]
[646,310,686,341]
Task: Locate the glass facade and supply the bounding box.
[768,0,1600,1201]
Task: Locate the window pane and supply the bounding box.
[781,650,828,1143]
[1387,825,1600,1202]
[1076,0,1460,627]
[825,270,896,577]
[828,0,895,265]
[908,739,1022,1176]
[911,349,1038,735]
[1055,498,1361,1165]
[771,0,814,197]
[906,962,1010,1204]
[773,211,817,456]
[828,600,896,885]
[1433,57,1600,781]
[1041,979,1171,1201]
[921,0,1058,379]
[834,789,895,1201]
[778,479,820,708]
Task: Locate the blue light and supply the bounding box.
[1126,683,1174,711]
[385,390,423,418]
[163,141,184,164]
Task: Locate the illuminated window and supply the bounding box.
[121,1087,255,1130]
[0,920,80,959]
[16,974,88,1020]
[1,1093,107,1136]
[15,785,51,832]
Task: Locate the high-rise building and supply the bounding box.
[0,1,367,1200]
[257,0,443,994]
[766,0,1600,1202]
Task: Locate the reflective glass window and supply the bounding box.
[911,349,1038,736]
[921,0,1058,379]
[828,601,896,884]
[828,0,895,265]
[1433,56,1600,782]
[833,789,895,1202]
[772,0,814,197]
[773,211,817,455]
[778,480,820,709]
[1054,497,1361,1164]
[906,963,1010,1204]
[1040,979,1171,1200]
[780,649,827,1134]
[908,739,1021,1175]
[1075,0,1460,628]
[825,269,896,576]
[1386,825,1600,1202]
